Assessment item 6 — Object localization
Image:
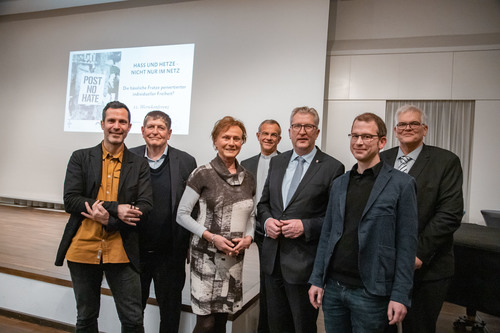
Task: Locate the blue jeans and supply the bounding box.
[322,279,389,333]
[68,261,144,333]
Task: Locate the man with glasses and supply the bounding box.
[241,119,282,333]
[308,112,418,332]
[380,105,463,333]
[257,107,344,332]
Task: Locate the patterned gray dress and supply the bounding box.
[178,155,256,315]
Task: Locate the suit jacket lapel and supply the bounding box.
[385,148,398,166]
[286,150,323,207]
[362,163,392,219]
[249,154,260,175]
[338,172,349,224]
[408,144,430,180]
[118,147,131,194]
[169,147,180,209]
[90,145,102,197]
[276,151,292,211]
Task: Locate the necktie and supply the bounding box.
[398,155,412,173]
[286,156,305,206]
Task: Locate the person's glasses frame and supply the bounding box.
[395,121,424,130]
[348,133,381,143]
[290,123,318,133]
[259,131,280,139]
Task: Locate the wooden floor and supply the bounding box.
[1,203,500,333]
[0,204,70,281]
[0,314,72,333]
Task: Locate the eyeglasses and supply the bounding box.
[396,121,423,130]
[348,133,379,143]
[259,131,280,139]
[290,124,317,133]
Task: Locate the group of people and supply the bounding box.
[55,101,463,333]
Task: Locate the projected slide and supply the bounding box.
[64,43,194,134]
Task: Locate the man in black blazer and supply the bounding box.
[241,119,281,333]
[130,111,197,333]
[380,105,464,333]
[55,101,153,332]
[257,107,344,333]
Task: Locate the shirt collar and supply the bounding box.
[260,151,278,160]
[101,141,123,162]
[351,160,383,177]
[397,143,423,160]
[145,144,169,162]
[291,146,317,165]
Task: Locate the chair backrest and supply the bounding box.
[481,210,500,228]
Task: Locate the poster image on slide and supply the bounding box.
[64,43,195,134]
[66,51,121,124]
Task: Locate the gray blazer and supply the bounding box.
[309,162,418,307]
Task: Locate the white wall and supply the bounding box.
[469,101,500,224]
[324,0,500,224]
[332,0,500,40]
[0,272,259,332]
[0,0,330,203]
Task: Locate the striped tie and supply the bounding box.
[398,155,412,173]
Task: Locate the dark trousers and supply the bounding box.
[265,258,318,333]
[68,261,144,333]
[140,250,186,333]
[401,277,452,333]
[255,233,270,333]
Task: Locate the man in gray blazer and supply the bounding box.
[130,111,197,333]
[241,119,281,333]
[309,112,418,332]
[380,105,463,333]
[257,107,344,333]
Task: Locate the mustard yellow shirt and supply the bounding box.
[66,143,129,264]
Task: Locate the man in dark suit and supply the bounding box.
[380,105,464,333]
[309,112,418,332]
[55,101,153,332]
[241,119,281,333]
[257,106,344,333]
[130,111,197,333]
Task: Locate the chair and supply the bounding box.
[480,210,500,228]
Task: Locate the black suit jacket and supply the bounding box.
[241,151,281,175]
[240,153,260,176]
[129,145,197,258]
[257,148,344,284]
[241,152,280,241]
[380,144,463,281]
[55,143,153,271]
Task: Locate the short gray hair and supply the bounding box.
[290,106,319,126]
[394,105,427,125]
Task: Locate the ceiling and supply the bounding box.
[0,0,194,17]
